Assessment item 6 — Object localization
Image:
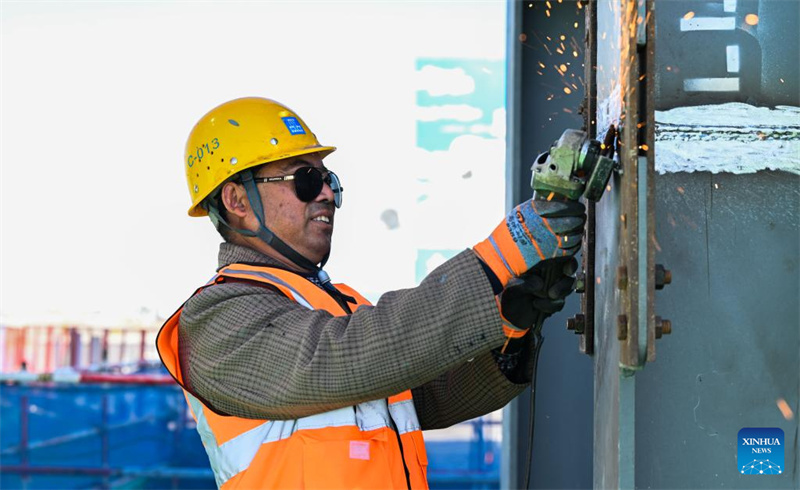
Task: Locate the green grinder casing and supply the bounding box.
[530,129,615,202]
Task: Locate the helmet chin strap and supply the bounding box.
[208,169,333,288]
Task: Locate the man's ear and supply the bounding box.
[220,182,250,218]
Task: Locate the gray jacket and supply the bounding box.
[178,242,532,429]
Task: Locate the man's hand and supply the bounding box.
[498,256,579,331]
[474,199,585,286]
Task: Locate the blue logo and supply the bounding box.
[738,428,784,475]
[281,117,306,135]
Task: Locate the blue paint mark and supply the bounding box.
[228,119,239,127]
[282,117,306,135]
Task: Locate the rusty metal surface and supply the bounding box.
[579,0,597,357]
[592,0,656,487]
[592,0,657,367]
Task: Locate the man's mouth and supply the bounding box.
[311,216,331,224]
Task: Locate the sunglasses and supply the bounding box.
[254,166,344,208]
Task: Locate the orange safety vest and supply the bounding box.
[157,263,429,489]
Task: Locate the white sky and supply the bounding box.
[1,1,506,327]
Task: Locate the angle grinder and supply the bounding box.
[530,128,617,201]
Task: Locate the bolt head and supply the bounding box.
[575,272,586,294]
[655,316,672,339]
[573,314,586,334]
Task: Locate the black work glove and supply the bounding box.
[499,256,579,330]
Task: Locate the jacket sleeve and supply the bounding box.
[411,333,534,430]
[178,250,514,420]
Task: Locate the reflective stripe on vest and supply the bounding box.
[156,264,429,489]
[388,398,421,435]
[218,265,314,309]
[185,392,396,488]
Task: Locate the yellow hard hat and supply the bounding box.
[184,97,336,217]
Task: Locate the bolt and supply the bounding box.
[655,264,672,290]
[617,266,628,290]
[656,316,672,339]
[617,314,628,340]
[575,272,586,294]
[567,314,586,335]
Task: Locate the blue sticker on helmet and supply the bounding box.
[282,117,306,135]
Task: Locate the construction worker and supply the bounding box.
[157,97,585,489]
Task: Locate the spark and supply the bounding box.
[519,33,528,42]
[560,42,566,51]
[573,51,579,58]
[546,1,551,8]
[538,61,546,69]
[577,1,582,8]
[677,187,685,195]
[558,0,562,3]
[574,22,579,28]
[560,35,566,41]
[563,108,573,114]
[563,87,572,94]
[601,32,607,40]
[666,66,672,72]
[556,48,564,54]
[596,277,602,285]
[668,214,677,228]
[606,184,611,192]
[780,78,785,83]
[600,143,606,150]
[640,144,649,151]
[546,36,552,41]
[532,31,553,56]
[559,64,567,72]
[529,3,533,7]
[620,214,626,224]
[546,94,554,101]
[547,192,555,201]
[637,122,645,129]
[777,398,794,420]
[639,74,646,81]
[714,183,719,189]
[652,236,662,252]
[745,14,759,25]
[537,71,543,76]
[546,10,551,17]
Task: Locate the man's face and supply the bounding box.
[255,154,336,265]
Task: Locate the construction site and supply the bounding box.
[1,1,798,489]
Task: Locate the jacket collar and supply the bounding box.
[217,242,323,287]
[218,242,286,270]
